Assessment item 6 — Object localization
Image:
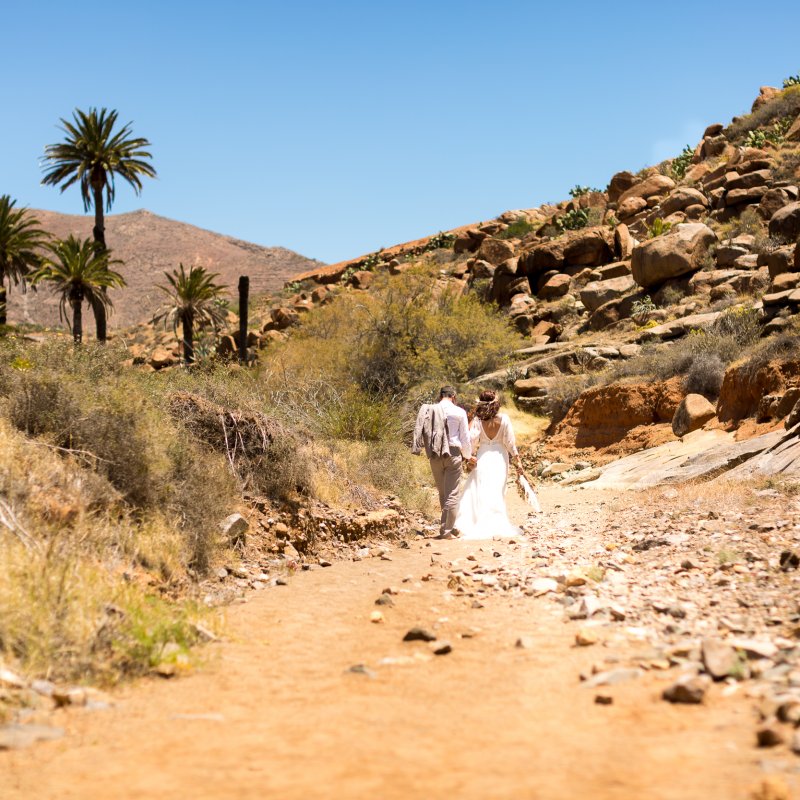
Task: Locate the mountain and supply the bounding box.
[7,209,324,330]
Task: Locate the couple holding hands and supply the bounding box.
[412,386,539,540]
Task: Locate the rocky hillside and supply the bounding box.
[6,209,323,329]
[239,81,800,482]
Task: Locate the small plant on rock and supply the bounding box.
[783,75,800,89]
[670,145,695,181]
[568,185,600,198]
[647,218,673,238]
[631,295,657,326]
[362,250,384,269]
[424,232,455,252]
[498,218,536,240]
[555,208,589,232]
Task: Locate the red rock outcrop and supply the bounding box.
[717,359,800,424]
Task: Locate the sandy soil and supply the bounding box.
[2,488,792,800]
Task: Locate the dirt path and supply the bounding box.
[2,488,791,800]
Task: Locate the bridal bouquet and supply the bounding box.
[516,473,541,512]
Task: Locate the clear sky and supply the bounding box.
[2,0,799,264]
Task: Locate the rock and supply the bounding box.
[579,276,636,313]
[350,270,373,290]
[608,171,638,203]
[529,577,559,596]
[769,202,800,242]
[584,668,642,688]
[703,123,724,138]
[515,636,535,649]
[220,513,248,546]
[756,724,785,748]
[750,777,792,800]
[271,307,300,330]
[759,188,795,220]
[617,196,648,219]
[760,246,795,278]
[631,223,717,288]
[672,394,716,437]
[470,259,496,280]
[614,225,634,261]
[594,694,614,705]
[0,667,25,688]
[659,188,709,216]
[0,724,65,751]
[403,627,437,642]
[370,611,384,624]
[617,174,676,208]
[477,237,515,266]
[701,638,738,680]
[432,642,452,656]
[752,86,780,112]
[375,593,394,606]
[575,628,599,647]
[562,229,614,266]
[537,273,571,300]
[662,675,708,704]
[149,347,175,369]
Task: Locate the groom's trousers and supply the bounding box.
[429,446,463,535]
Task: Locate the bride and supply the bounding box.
[454,390,530,540]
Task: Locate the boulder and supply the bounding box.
[771,272,800,292]
[769,202,800,242]
[717,357,800,423]
[149,347,176,369]
[477,237,516,265]
[787,114,800,143]
[751,86,780,112]
[659,188,709,217]
[725,186,768,206]
[759,187,795,220]
[563,228,614,266]
[588,291,647,331]
[631,223,717,288]
[538,273,571,300]
[579,275,636,313]
[703,123,724,138]
[350,270,373,289]
[715,245,750,267]
[271,307,300,329]
[726,169,771,191]
[617,196,648,219]
[614,224,634,260]
[470,259,496,279]
[618,175,676,208]
[672,394,717,437]
[607,171,638,203]
[594,260,632,280]
[759,245,796,278]
[518,239,567,273]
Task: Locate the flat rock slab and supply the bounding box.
[582,429,733,489]
[0,724,65,750]
[582,426,800,490]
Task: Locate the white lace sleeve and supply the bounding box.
[501,414,519,457]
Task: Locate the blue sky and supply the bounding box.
[2,0,799,264]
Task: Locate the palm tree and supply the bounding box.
[0,196,49,326]
[153,264,228,364]
[31,236,125,343]
[41,107,155,341]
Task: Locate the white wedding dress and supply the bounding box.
[454,414,522,540]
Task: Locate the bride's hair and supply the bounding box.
[474,390,500,420]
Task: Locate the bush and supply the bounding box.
[684,353,726,397]
[568,185,600,198]
[671,145,695,181]
[555,208,589,232]
[498,218,536,240]
[545,373,598,422]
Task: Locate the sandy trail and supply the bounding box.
[2,488,780,799]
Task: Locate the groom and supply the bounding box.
[412,386,472,539]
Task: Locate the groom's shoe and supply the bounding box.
[436,528,461,540]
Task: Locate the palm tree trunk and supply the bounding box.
[0,280,7,327]
[182,310,194,364]
[91,295,107,342]
[92,186,106,248]
[92,185,108,343]
[72,297,83,344]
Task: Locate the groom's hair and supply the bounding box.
[439,386,457,399]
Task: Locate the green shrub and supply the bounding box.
[671,145,695,181]
[555,208,589,232]
[684,353,726,397]
[568,185,601,198]
[783,75,800,89]
[647,218,672,238]
[498,218,537,240]
[631,295,656,325]
[425,232,456,251]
